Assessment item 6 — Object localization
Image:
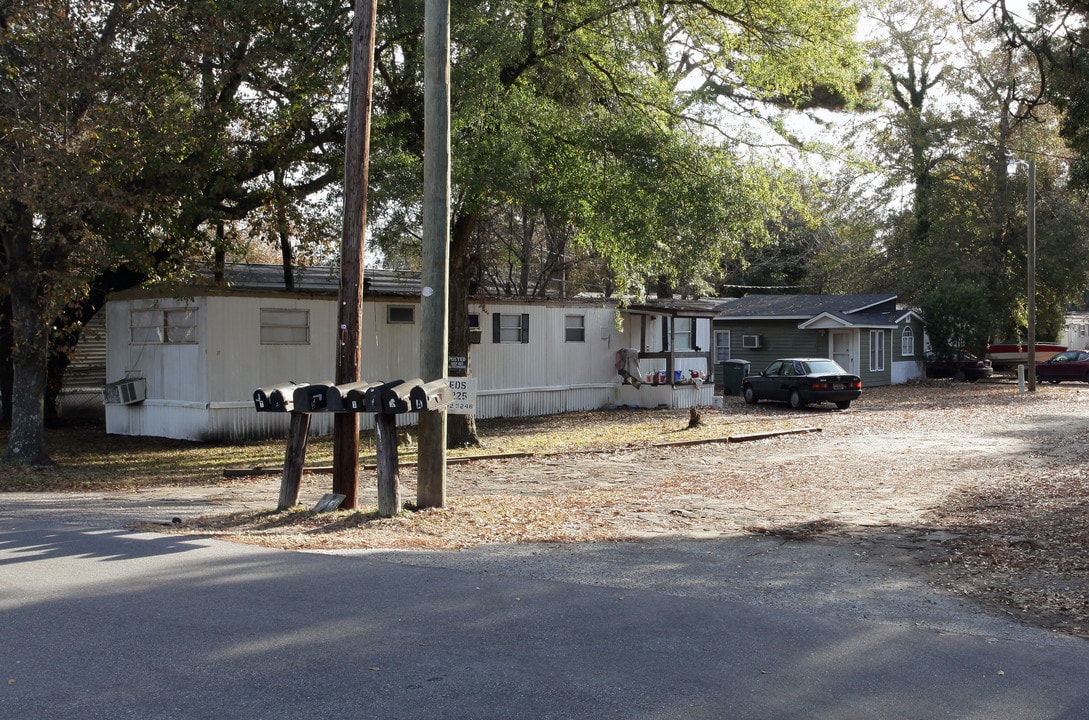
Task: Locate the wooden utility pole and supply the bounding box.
[333,0,379,509]
[416,0,451,508]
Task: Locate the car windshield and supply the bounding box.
[801,360,847,375]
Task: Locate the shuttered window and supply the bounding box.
[493,313,530,344]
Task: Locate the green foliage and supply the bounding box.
[1,0,350,461]
[368,0,869,297]
[920,278,992,357]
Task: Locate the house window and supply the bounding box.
[130,308,198,345]
[261,308,309,345]
[901,326,915,357]
[493,313,529,344]
[673,317,694,351]
[714,330,731,362]
[565,314,585,342]
[387,305,415,324]
[870,329,886,371]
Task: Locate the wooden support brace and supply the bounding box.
[278,411,312,511]
[374,412,401,517]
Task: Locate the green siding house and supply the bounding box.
[712,294,925,387]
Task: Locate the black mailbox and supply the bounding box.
[330,381,379,412]
[254,382,308,412]
[363,379,405,413]
[293,382,335,412]
[380,378,426,414]
[409,379,454,411]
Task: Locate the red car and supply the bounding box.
[1035,350,1089,384]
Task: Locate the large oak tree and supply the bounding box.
[367,0,868,446]
[1,0,349,465]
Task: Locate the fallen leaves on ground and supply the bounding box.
[106,381,1089,640]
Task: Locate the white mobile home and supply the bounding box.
[103,265,715,440]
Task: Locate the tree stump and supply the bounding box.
[688,406,702,428]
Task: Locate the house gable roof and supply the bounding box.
[714,294,898,320]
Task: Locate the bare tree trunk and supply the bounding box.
[275,168,295,290]
[2,203,52,466]
[0,292,12,428]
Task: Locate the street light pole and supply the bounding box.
[1027,159,1036,392]
[1008,156,1037,392]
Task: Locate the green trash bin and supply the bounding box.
[719,359,751,396]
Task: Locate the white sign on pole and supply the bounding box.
[446,376,477,415]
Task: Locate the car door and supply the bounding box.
[1072,351,1089,380]
[1055,352,1084,380]
[766,360,793,401]
[752,360,784,399]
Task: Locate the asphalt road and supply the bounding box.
[2,505,1089,719]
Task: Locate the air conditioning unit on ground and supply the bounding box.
[742,334,763,349]
[102,377,146,405]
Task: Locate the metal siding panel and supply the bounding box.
[552,306,615,387]
[475,386,615,419]
[361,301,422,382]
[108,294,679,439]
[469,303,549,391]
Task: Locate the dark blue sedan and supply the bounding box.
[742,358,862,410]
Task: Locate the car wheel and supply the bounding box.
[954,369,967,382]
[789,389,804,409]
[834,400,851,409]
[743,385,758,404]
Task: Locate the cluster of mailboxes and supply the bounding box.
[253,378,453,414]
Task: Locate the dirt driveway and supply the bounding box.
[71,380,1089,639]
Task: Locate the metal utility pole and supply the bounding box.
[1027,159,1036,392]
[333,0,379,508]
[416,0,451,509]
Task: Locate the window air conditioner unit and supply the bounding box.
[102,377,146,405]
[742,334,763,349]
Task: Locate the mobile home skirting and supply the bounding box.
[102,381,715,441]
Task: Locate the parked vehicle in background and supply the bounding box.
[742,358,862,410]
[1035,350,1089,384]
[925,351,994,382]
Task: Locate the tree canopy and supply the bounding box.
[1,0,350,464]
